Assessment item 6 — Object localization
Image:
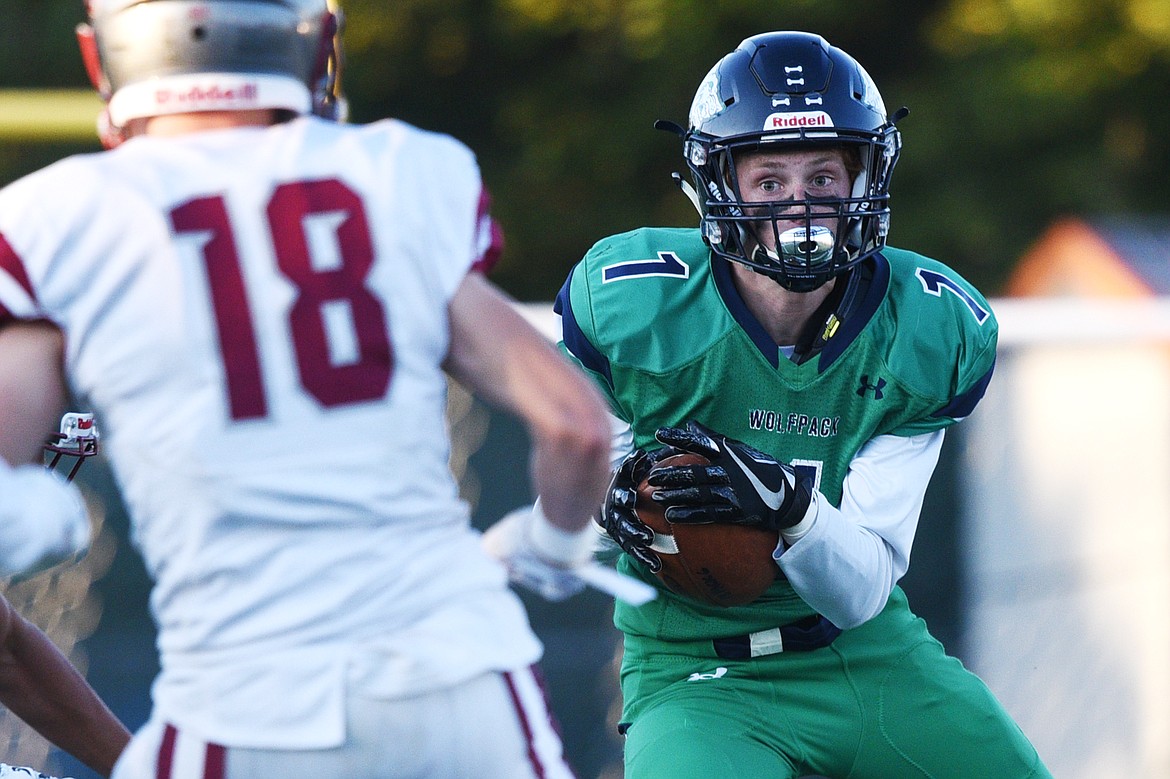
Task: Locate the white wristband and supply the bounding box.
[780,491,819,546]
[527,501,595,567]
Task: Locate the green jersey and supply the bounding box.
[556,227,997,643]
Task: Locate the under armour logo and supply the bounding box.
[857,376,886,399]
[687,667,728,682]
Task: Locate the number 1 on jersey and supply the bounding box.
[171,179,392,421]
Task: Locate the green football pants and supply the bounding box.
[618,588,1050,778]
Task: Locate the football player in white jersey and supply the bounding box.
[0,417,129,779]
[0,1,613,777]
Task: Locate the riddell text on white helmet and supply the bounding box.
[155,82,260,108]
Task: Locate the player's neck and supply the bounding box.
[127,109,280,139]
[730,263,836,347]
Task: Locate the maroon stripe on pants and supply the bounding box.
[156,724,178,779]
[528,664,567,745]
[204,742,227,779]
[503,669,547,779]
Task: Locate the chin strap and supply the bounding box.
[670,172,703,214]
[95,108,125,150]
[659,118,705,216]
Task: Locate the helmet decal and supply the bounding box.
[854,62,886,115]
[688,64,725,130]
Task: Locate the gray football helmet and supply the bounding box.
[670,31,904,292]
[77,0,346,145]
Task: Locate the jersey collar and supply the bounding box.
[710,253,891,372]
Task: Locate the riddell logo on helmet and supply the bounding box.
[763,111,833,130]
[155,83,260,107]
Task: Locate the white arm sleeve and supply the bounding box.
[774,430,945,629]
[0,460,91,578]
[608,415,634,469]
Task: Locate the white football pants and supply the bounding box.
[111,666,575,778]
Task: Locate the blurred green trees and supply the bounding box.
[2,0,1169,298]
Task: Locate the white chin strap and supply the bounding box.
[108,73,312,127]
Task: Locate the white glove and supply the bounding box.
[0,460,90,578]
[482,503,595,602]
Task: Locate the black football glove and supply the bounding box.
[601,446,677,573]
[649,420,811,532]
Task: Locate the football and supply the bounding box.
[636,453,780,607]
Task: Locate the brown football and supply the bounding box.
[636,453,780,607]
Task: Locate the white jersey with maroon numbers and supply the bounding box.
[0,116,541,749]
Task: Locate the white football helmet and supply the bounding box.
[44,412,101,482]
[77,0,346,146]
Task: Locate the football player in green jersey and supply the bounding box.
[555,31,1051,778]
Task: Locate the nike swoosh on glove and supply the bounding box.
[649,420,812,532]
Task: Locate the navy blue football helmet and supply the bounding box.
[673,31,904,291]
